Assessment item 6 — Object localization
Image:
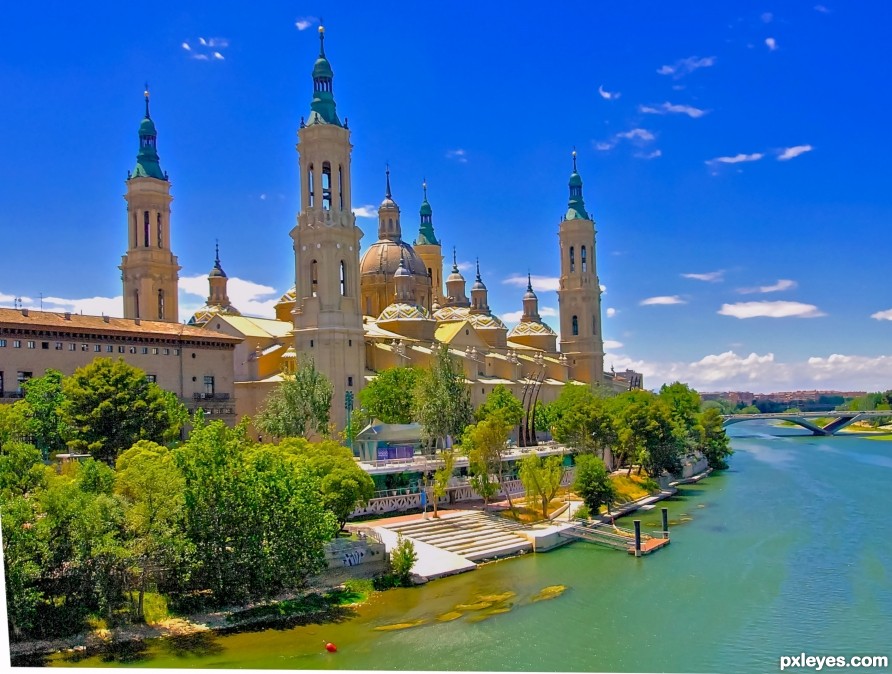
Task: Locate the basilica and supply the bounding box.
[117,27,642,429]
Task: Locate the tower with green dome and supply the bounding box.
[557,150,604,385]
[291,25,364,431]
[413,179,444,305]
[120,86,181,322]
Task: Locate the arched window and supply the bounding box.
[322,162,332,210]
[132,213,137,248]
[311,260,318,297]
[572,315,578,336]
[134,290,140,319]
[592,316,597,335]
[339,261,347,296]
[581,245,587,272]
[569,246,575,272]
[144,211,150,247]
[158,289,165,320]
[388,218,393,232]
[157,213,163,248]
[338,165,344,210]
[307,163,315,208]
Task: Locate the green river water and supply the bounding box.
[46,423,892,672]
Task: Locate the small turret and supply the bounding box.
[415,179,439,246]
[131,84,166,181]
[444,247,469,307]
[470,259,489,314]
[377,165,401,241]
[307,25,342,127]
[565,149,589,221]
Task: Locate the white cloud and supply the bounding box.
[606,307,617,318]
[499,310,524,324]
[182,37,229,61]
[353,205,377,218]
[765,37,778,51]
[640,295,686,306]
[634,150,662,160]
[295,17,316,30]
[540,307,558,317]
[719,301,825,319]
[603,340,624,350]
[639,102,709,118]
[213,52,225,60]
[682,270,724,282]
[814,4,830,13]
[192,54,210,61]
[761,12,774,23]
[595,141,615,152]
[607,349,892,392]
[456,261,473,272]
[706,152,764,166]
[446,149,468,163]
[871,309,892,321]
[181,42,191,51]
[179,274,280,321]
[259,193,267,201]
[657,56,716,78]
[778,145,813,160]
[737,279,798,294]
[617,128,655,141]
[5,293,124,317]
[502,274,560,292]
[598,85,621,100]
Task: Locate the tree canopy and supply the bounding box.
[255,358,333,439]
[413,344,473,450]
[358,367,421,424]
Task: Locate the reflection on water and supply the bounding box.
[46,421,892,672]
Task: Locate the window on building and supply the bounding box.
[55,342,63,350]
[27,341,35,349]
[141,347,149,355]
[311,259,318,297]
[81,344,88,351]
[158,289,165,320]
[163,348,170,355]
[133,212,138,248]
[106,345,113,352]
[118,346,125,353]
[307,163,315,207]
[0,371,4,397]
[572,315,579,336]
[69,343,76,351]
[146,374,156,383]
[41,342,49,350]
[338,165,344,210]
[16,371,32,395]
[347,376,354,387]
[152,347,159,355]
[144,210,150,247]
[94,344,101,352]
[204,375,215,396]
[592,316,597,335]
[129,346,137,354]
[134,289,140,319]
[157,213,163,248]
[570,246,575,272]
[340,261,346,296]
[0,339,6,347]
[173,349,180,356]
[13,340,21,348]
[310,340,314,348]
[321,162,332,210]
[581,245,587,272]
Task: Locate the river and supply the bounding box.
[47,422,892,672]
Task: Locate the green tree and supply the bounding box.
[0,441,49,499]
[431,449,455,517]
[518,454,565,520]
[698,408,733,470]
[474,384,523,426]
[462,417,515,512]
[358,367,421,424]
[573,454,615,516]
[542,383,597,435]
[390,534,417,585]
[115,440,187,620]
[553,395,616,460]
[279,437,375,529]
[739,405,761,414]
[255,358,333,439]
[0,401,32,451]
[21,369,69,458]
[613,391,683,478]
[413,344,473,450]
[1,494,47,640]
[60,358,175,465]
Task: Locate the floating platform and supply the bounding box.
[630,537,670,555]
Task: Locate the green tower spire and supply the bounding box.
[131,84,166,181]
[565,149,589,220]
[415,178,440,246]
[307,25,342,127]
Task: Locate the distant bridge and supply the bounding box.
[721,410,891,436]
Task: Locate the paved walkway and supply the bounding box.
[373,522,477,580]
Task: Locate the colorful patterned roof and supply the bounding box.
[188,304,242,326]
[377,302,433,322]
[433,305,506,331]
[508,320,556,337]
[276,286,297,305]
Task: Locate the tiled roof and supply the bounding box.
[0,308,240,343]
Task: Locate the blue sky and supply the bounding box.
[2,2,891,393]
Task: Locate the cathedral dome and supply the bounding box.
[432,305,507,331]
[508,320,556,337]
[360,239,428,279]
[188,303,241,326]
[378,302,431,321]
[277,287,297,304]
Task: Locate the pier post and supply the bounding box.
[633,519,642,557]
[661,508,669,540]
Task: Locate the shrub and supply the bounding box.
[390,534,417,585]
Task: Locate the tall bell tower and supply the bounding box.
[557,151,604,385]
[291,26,365,431]
[120,86,180,322]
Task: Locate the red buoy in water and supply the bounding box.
[325,643,337,653]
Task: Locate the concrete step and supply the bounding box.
[447,535,530,556]
[464,540,533,562]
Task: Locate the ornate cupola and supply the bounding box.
[415,179,438,246]
[393,251,415,302]
[132,84,166,181]
[470,259,490,314]
[377,165,401,241]
[189,242,241,326]
[307,25,342,127]
[565,149,589,221]
[413,178,444,310]
[522,273,541,321]
[444,247,469,307]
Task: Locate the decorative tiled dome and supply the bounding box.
[378,302,432,322]
[433,305,507,331]
[188,304,241,326]
[508,320,556,337]
[277,287,297,304]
